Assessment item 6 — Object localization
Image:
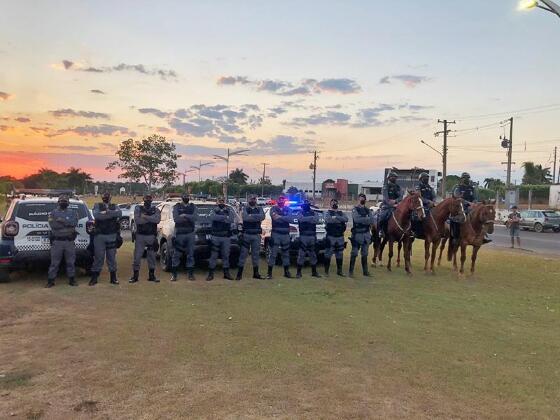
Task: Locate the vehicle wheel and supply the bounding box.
[0,269,10,283]
[553,227,560,233]
[534,223,544,233]
[159,241,172,272]
[119,218,129,230]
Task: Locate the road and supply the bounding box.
[488,225,559,256]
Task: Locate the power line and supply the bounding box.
[450,103,560,121]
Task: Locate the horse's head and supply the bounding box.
[449,197,467,223]
[473,202,495,234]
[405,190,425,221]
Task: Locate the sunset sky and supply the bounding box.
[1,0,559,185]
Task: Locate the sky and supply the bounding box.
[1,0,559,186]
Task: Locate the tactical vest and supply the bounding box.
[137,206,157,236]
[299,210,317,237]
[456,184,475,202]
[417,183,434,201]
[95,203,120,235]
[271,206,290,235]
[212,208,231,237]
[386,182,401,200]
[243,206,262,235]
[353,206,371,234]
[326,210,346,237]
[175,203,196,234]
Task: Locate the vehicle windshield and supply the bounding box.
[543,211,558,217]
[16,202,88,221]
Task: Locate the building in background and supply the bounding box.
[322,179,349,200]
[283,181,322,199]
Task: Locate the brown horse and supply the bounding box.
[421,197,466,274]
[440,203,495,275]
[384,191,425,274]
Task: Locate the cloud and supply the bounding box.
[217,76,361,96]
[379,74,431,88]
[49,124,134,137]
[15,117,31,123]
[90,89,105,94]
[58,60,178,80]
[138,108,171,118]
[289,111,352,127]
[247,135,316,155]
[50,108,110,119]
[0,125,10,131]
[47,145,99,151]
[0,91,13,101]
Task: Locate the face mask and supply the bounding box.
[249,200,256,207]
[102,197,110,203]
[332,204,338,209]
[218,203,225,209]
[60,202,69,209]
[359,199,366,205]
[144,201,152,208]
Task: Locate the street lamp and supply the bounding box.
[190,161,214,182]
[180,169,196,189]
[213,148,249,198]
[519,0,560,18]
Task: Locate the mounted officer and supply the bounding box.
[378,171,403,238]
[206,197,235,281]
[236,194,265,280]
[171,193,198,281]
[416,172,436,210]
[296,200,321,278]
[130,194,161,283]
[324,198,348,277]
[90,192,122,286]
[266,195,293,279]
[46,194,79,288]
[350,193,374,277]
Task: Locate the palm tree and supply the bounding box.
[228,168,249,185]
[522,162,552,185]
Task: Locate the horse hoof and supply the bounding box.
[386,267,392,272]
[406,271,413,277]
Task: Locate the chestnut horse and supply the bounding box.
[441,203,495,275]
[420,197,466,274]
[383,191,426,274]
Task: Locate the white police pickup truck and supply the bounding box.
[0,195,94,281]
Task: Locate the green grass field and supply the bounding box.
[0,242,559,418]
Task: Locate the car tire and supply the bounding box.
[0,269,10,283]
[159,241,172,272]
[119,218,129,230]
[534,222,544,233]
[553,227,560,233]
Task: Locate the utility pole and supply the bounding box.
[506,117,514,188]
[309,151,319,201]
[435,119,455,198]
[260,162,268,197]
[554,146,558,184]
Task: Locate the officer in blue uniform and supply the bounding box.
[90,192,122,286]
[236,194,265,280]
[350,193,375,277]
[296,200,321,278]
[206,197,235,281]
[266,195,293,279]
[130,194,161,283]
[379,171,403,238]
[416,172,436,210]
[46,194,79,288]
[324,198,348,276]
[171,193,198,281]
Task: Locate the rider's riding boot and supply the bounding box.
[68,277,77,286]
[336,259,345,277]
[129,270,139,283]
[188,268,195,281]
[206,269,214,281]
[283,266,292,279]
[324,258,331,276]
[349,255,356,277]
[45,278,55,288]
[223,269,234,280]
[266,265,273,279]
[296,265,303,278]
[311,265,322,278]
[253,266,263,279]
[170,268,178,282]
[109,271,119,285]
[88,271,99,286]
[236,267,243,281]
[482,233,492,244]
[148,269,159,283]
[361,256,371,277]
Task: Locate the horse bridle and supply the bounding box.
[391,195,423,241]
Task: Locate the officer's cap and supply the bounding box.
[358,193,366,199]
[143,193,153,200]
[181,192,189,199]
[58,194,69,202]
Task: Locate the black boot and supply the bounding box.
[253,266,263,279]
[266,265,273,279]
[148,269,159,283]
[170,268,178,282]
[223,268,234,280]
[283,266,292,278]
[311,265,322,278]
[324,258,331,276]
[110,271,119,285]
[296,265,303,278]
[336,258,345,277]
[206,269,214,281]
[45,278,55,288]
[362,256,371,277]
[88,272,99,286]
[236,267,243,281]
[68,277,77,286]
[349,256,356,277]
[129,270,139,283]
[188,268,196,281]
[482,234,492,244]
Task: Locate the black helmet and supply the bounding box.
[461,172,470,179]
[418,172,429,181]
[388,171,398,178]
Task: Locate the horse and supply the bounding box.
[440,203,495,275]
[420,197,466,274]
[378,191,426,274]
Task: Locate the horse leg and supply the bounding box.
[470,245,480,275]
[452,248,458,271]
[437,237,447,266]
[404,239,412,275]
[387,239,394,272]
[396,241,402,268]
[424,239,430,272]
[378,238,387,267]
[430,240,440,274]
[459,244,467,276]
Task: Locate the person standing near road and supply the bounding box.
[236,194,265,280]
[266,195,293,279]
[324,198,348,277]
[507,205,522,249]
[206,197,235,281]
[295,200,321,278]
[130,194,161,283]
[46,194,78,288]
[171,193,198,281]
[90,192,122,286]
[350,193,374,277]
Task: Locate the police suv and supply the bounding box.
[154,200,242,271]
[0,192,94,281]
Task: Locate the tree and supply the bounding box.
[483,177,505,193]
[258,176,272,185]
[63,167,93,193]
[229,168,249,185]
[106,134,179,191]
[437,174,461,193]
[522,161,552,185]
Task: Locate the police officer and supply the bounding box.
[207,197,235,281]
[130,194,161,283]
[46,194,78,288]
[89,192,122,286]
[171,193,198,281]
[416,172,436,210]
[324,198,348,277]
[266,195,293,279]
[379,171,403,238]
[296,200,321,278]
[236,194,265,280]
[350,193,374,277]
